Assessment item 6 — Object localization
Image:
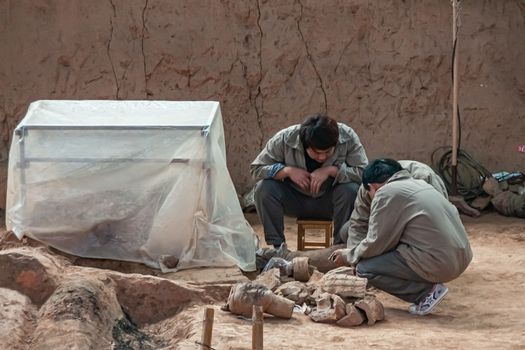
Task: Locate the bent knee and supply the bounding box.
[355,261,373,279]
[255,179,285,200]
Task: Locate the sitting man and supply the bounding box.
[331,159,472,315]
[341,160,449,249]
[250,113,368,248]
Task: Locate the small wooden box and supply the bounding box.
[296,219,333,251]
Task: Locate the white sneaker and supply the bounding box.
[408,284,449,315]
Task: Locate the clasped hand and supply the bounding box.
[287,167,332,194]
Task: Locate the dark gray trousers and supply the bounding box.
[356,250,434,304]
[254,179,359,247]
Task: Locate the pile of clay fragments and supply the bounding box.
[223,257,384,327]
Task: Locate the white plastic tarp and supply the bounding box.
[6,100,257,271]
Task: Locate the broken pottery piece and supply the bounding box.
[255,268,281,291]
[226,282,294,319]
[337,304,365,327]
[355,295,385,325]
[275,281,310,305]
[317,269,367,299]
[292,257,310,282]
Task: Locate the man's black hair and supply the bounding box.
[362,158,404,190]
[299,113,339,150]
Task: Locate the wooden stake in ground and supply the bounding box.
[451,0,460,195]
[201,307,214,350]
[252,305,264,350]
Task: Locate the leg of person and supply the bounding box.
[338,220,351,246]
[254,179,310,247]
[355,250,436,303]
[331,182,359,244]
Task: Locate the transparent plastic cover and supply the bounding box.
[6,100,257,271]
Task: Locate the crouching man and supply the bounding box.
[331,159,473,315]
[340,159,449,249]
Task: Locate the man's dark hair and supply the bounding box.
[299,113,339,150]
[362,158,404,190]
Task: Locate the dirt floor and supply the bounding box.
[1,211,525,349]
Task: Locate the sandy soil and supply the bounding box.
[177,212,525,349]
[1,212,524,349]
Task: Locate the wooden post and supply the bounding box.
[252,305,263,350]
[451,0,459,195]
[201,307,214,350]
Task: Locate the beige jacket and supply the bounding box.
[347,160,448,249]
[343,170,472,283]
[250,123,368,197]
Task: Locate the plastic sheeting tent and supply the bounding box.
[6,100,257,271]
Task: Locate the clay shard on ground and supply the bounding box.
[336,304,366,327]
[225,282,295,319]
[306,269,324,285]
[255,267,282,291]
[355,295,385,325]
[309,292,346,323]
[292,256,311,282]
[274,281,310,305]
[316,267,367,299]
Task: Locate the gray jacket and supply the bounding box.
[343,170,472,283]
[347,160,448,248]
[250,123,368,197]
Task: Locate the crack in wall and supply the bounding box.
[107,0,119,99]
[296,0,328,115]
[255,0,264,149]
[240,58,258,125]
[335,38,353,74]
[141,0,149,98]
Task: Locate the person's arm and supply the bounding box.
[275,166,311,191]
[250,132,286,181]
[333,128,368,184]
[346,185,372,249]
[250,131,312,190]
[342,189,405,265]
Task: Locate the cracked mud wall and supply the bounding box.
[1,0,524,200]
